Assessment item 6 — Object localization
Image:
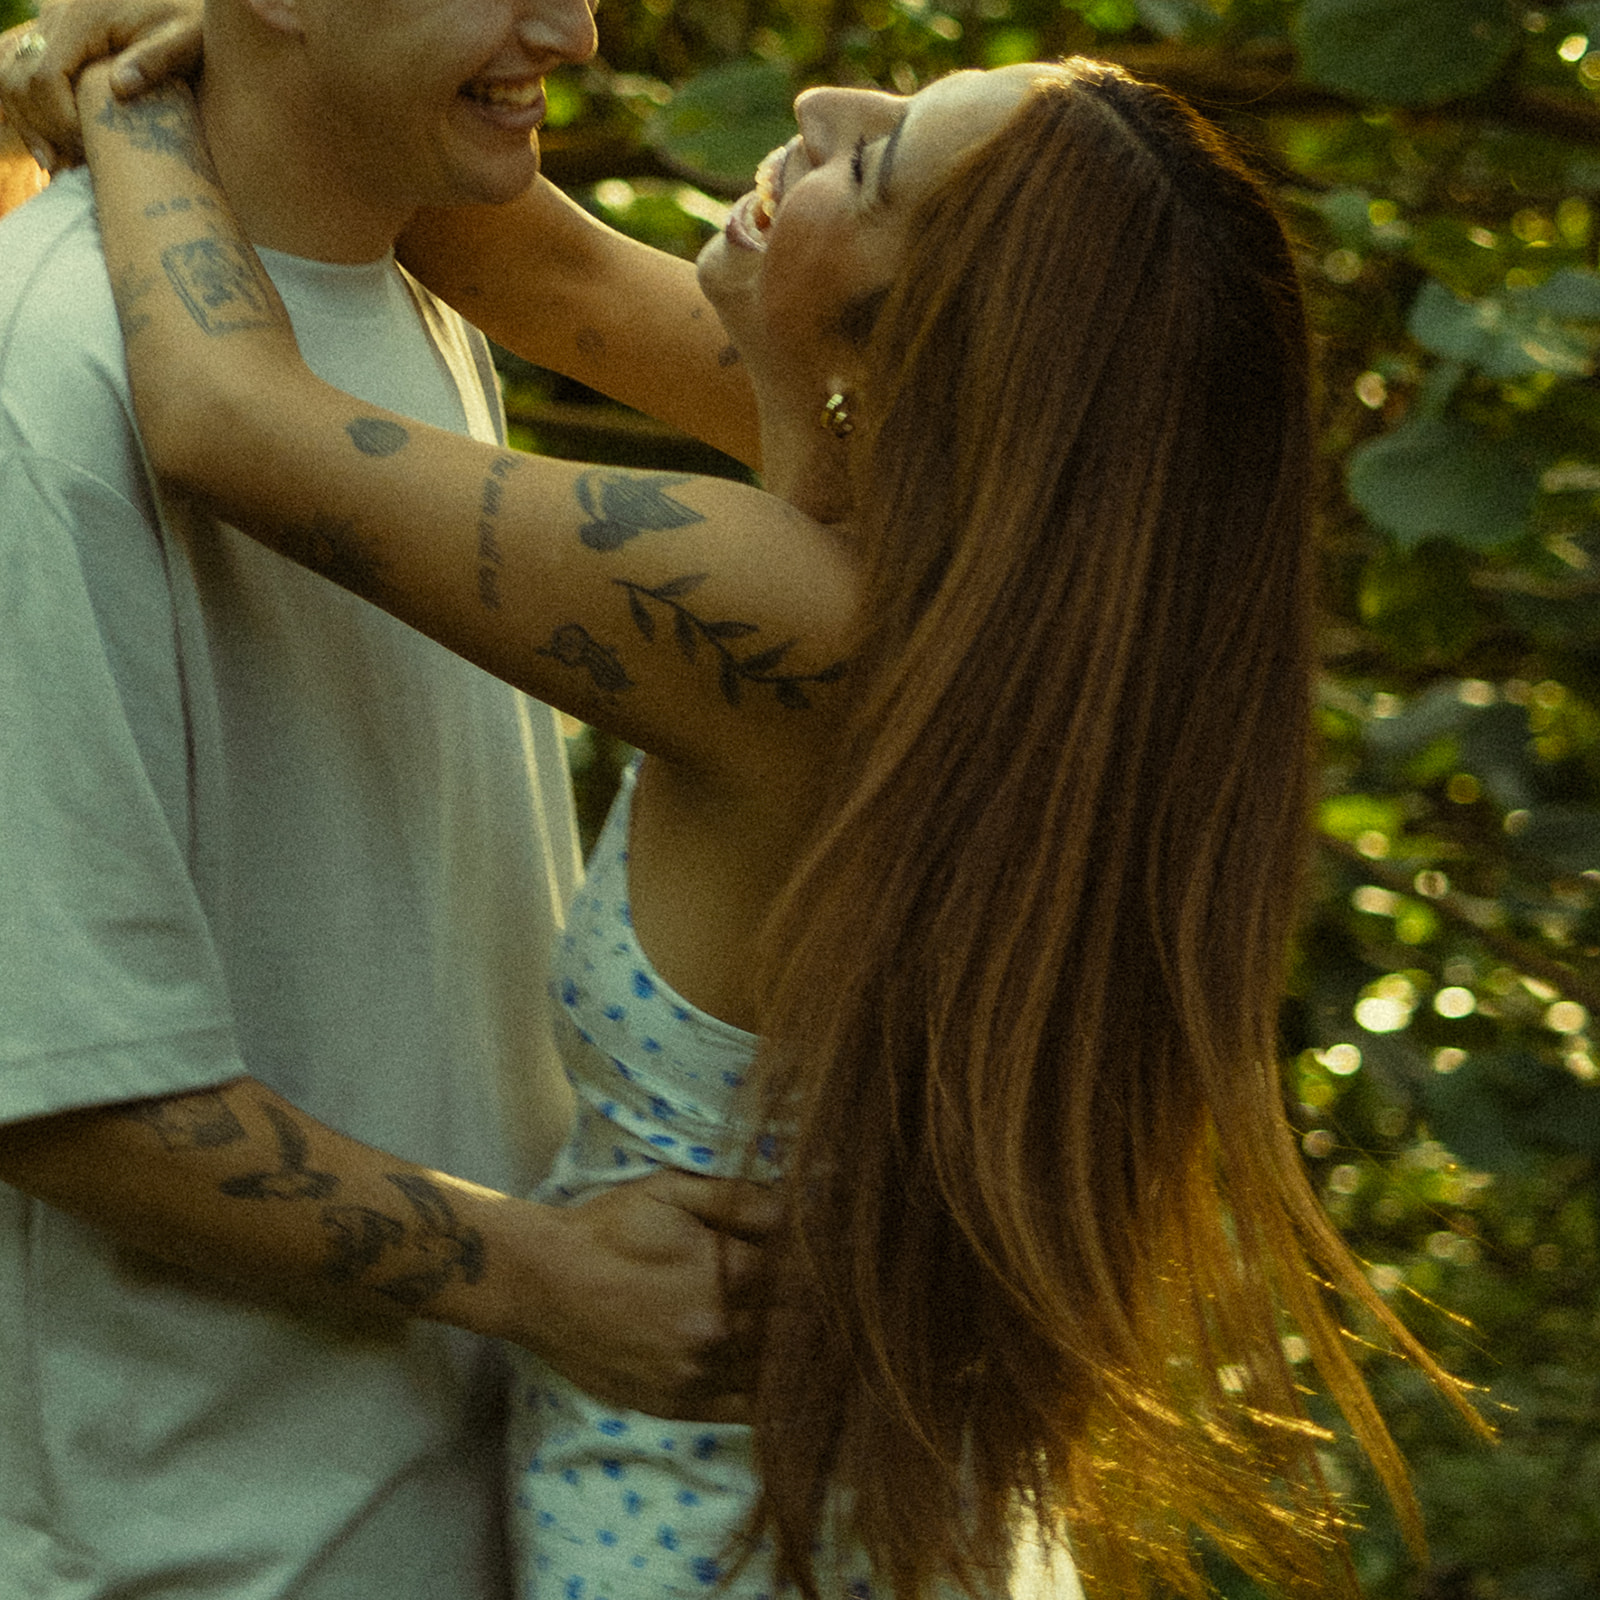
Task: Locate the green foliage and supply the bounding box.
[0,0,37,31]
[645,59,797,188]
[1297,0,1519,106]
[528,3,1600,1593]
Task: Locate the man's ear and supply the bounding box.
[238,0,306,39]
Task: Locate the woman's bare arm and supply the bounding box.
[401,183,762,471]
[82,72,851,782]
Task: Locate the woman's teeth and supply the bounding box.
[752,144,786,229]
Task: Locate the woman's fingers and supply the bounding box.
[0,0,202,166]
[0,18,72,169]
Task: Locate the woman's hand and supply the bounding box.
[0,0,201,172]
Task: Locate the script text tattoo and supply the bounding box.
[476,454,522,609]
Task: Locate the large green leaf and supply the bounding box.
[1408,280,1595,381]
[645,60,797,193]
[1346,416,1538,549]
[1297,0,1520,106]
[1523,267,1600,321]
[1135,0,1220,38]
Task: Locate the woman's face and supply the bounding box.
[698,64,1055,392]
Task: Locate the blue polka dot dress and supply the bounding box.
[509,759,1059,1599]
[509,758,874,1599]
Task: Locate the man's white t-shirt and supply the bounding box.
[0,168,579,1599]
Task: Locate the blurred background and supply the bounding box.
[5,1,1598,1594]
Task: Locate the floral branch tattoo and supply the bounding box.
[576,471,704,553]
[615,574,848,710]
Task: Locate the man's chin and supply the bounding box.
[447,151,541,210]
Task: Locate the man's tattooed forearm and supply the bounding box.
[161,236,281,336]
[114,1091,247,1151]
[110,262,159,341]
[575,470,703,553]
[476,453,522,609]
[617,574,849,710]
[218,1104,339,1201]
[346,417,409,457]
[94,91,221,183]
[535,623,635,695]
[280,513,390,603]
[320,1173,486,1307]
[142,196,219,220]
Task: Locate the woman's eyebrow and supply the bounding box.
[876,113,908,205]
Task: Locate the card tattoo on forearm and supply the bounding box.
[161,237,280,336]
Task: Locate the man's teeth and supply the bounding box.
[463,80,542,107]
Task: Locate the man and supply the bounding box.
[0,0,763,1594]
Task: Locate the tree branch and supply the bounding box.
[1320,833,1600,1016]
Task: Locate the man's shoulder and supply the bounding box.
[0,169,115,320]
[0,171,135,470]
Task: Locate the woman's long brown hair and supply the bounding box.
[744,59,1483,1600]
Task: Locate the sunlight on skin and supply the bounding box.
[0,127,47,219]
[1012,1526,1087,1600]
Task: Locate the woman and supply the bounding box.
[77,53,1475,1600]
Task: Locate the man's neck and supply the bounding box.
[196,69,413,265]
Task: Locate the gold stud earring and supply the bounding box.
[820,391,855,439]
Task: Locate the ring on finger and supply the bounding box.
[9,30,47,64]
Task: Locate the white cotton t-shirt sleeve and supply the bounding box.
[0,171,579,1600]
